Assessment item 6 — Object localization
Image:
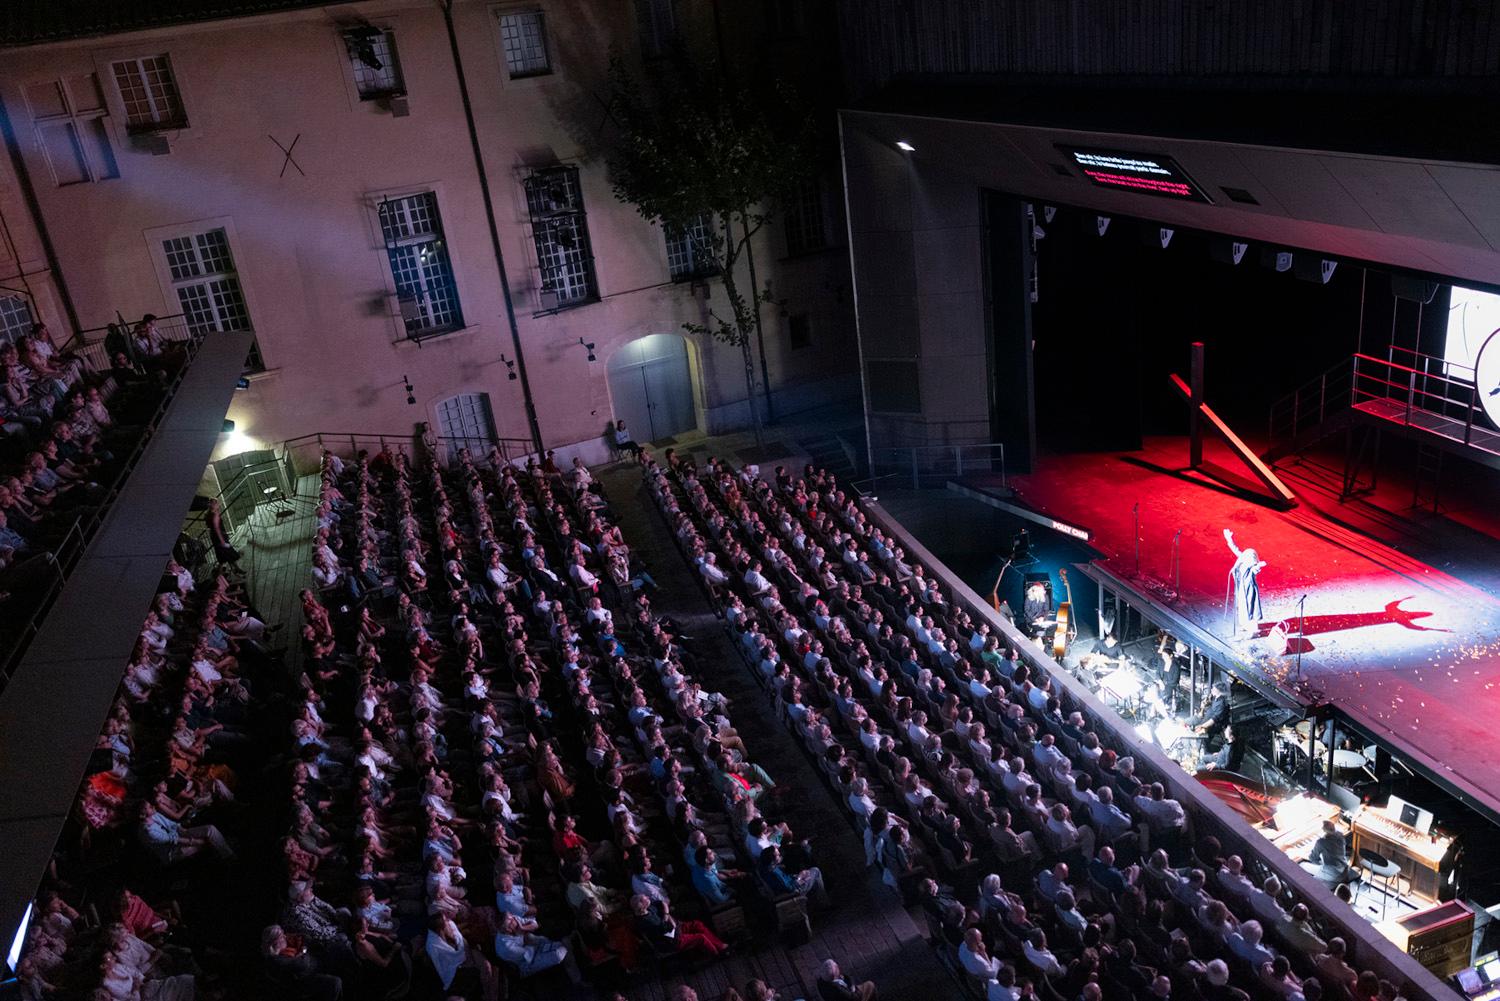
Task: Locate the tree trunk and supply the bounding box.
[718,215,764,447]
[741,212,775,425]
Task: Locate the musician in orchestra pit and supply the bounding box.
[1190,683,1231,740]
[1023,582,1051,633]
[1089,631,1126,665]
[1306,819,1359,889]
[1200,725,1245,773]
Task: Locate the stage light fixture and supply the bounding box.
[1207,238,1248,266]
[895,140,915,152]
[1138,226,1174,249]
[578,337,597,362]
[1260,247,1294,272]
[402,374,416,406]
[1292,256,1338,284]
[221,419,235,433]
[235,377,250,390]
[1010,528,1032,562]
[1391,275,1438,303]
[501,354,518,381]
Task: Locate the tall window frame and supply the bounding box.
[162,229,252,336]
[25,74,119,186]
[497,10,552,79]
[345,27,405,99]
[664,213,718,282]
[783,176,828,256]
[637,0,677,58]
[524,166,598,309]
[378,191,465,339]
[0,295,35,347]
[110,55,188,133]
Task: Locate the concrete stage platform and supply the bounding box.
[978,436,1500,825]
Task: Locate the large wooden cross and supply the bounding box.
[1171,341,1297,509]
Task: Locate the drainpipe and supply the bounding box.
[439,0,545,455]
[0,93,83,336]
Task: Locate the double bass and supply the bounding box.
[1053,568,1075,658]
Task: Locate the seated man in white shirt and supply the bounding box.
[1022,929,1063,977]
[569,556,599,591]
[958,928,1002,980]
[699,553,729,587]
[743,561,773,596]
[493,913,568,977]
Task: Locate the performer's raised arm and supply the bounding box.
[1223,528,1242,558]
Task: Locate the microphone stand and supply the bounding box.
[1171,528,1183,598]
[1133,502,1141,576]
[1295,593,1308,682]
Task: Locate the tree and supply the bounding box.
[605,50,814,442]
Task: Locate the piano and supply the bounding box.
[1254,794,1342,862]
[1352,802,1452,902]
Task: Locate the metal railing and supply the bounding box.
[857,441,1006,492]
[1268,344,1494,453]
[0,320,210,689]
[1352,348,1492,445]
[431,434,535,469]
[1267,357,1356,446]
[64,312,199,373]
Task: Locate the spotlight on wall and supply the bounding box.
[578,338,597,363]
[221,419,236,433]
[402,374,416,406]
[501,354,518,381]
[895,140,916,152]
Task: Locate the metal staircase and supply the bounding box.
[1263,357,1357,463]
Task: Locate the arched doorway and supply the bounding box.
[606,334,697,442]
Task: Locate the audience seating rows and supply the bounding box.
[643,449,1408,1001]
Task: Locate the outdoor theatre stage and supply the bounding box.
[977,435,1500,824]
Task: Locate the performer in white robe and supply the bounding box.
[1223,529,1266,632]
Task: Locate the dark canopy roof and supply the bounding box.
[0,0,354,47]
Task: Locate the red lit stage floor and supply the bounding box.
[1004,437,1500,821]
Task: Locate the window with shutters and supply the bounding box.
[0,295,35,347]
[162,229,251,336]
[379,192,464,338]
[664,213,717,282]
[25,74,119,185]
[497,11,551,78]
[783,177,827,255]
[111,55,188,132]
[345,28,405,99]
[637,0,677,58]
[524,166,597,308]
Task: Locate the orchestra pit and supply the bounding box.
[3,3,1500,1001]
